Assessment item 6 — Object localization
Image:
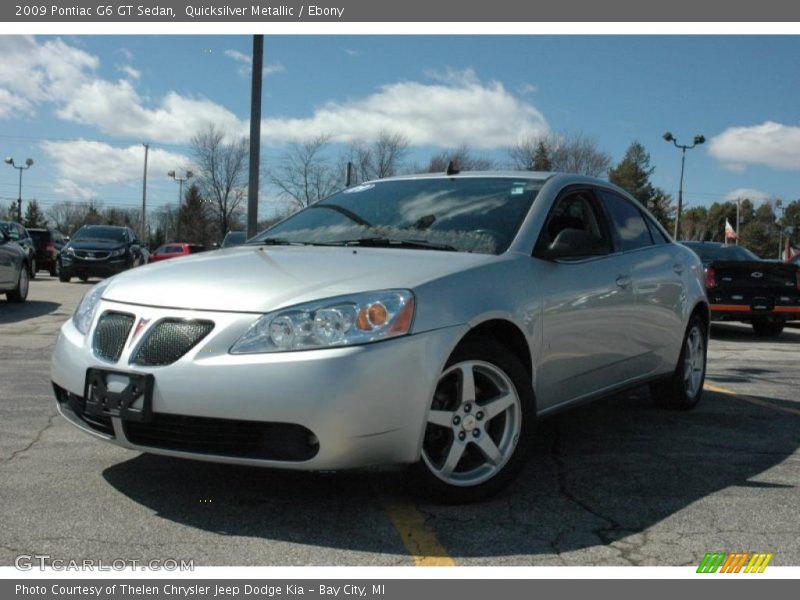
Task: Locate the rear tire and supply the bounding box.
[29,257,36,279]
[752,320,784,337]
[6,265,29,303]
[651,315,707,410]
[410,337,535,503]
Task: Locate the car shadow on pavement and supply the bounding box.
[0,300,60,324]
[101,387,800,563]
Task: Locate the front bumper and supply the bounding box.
[51,299,466,470]
[61,255,128,278]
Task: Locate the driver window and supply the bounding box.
[542,191,611,254]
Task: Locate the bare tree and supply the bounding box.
[191,124,249,237]
[508,132,611,177]
[425,145,496,173]
[47,200,104,235]
[341,131,410,184]
[269,135,341,209]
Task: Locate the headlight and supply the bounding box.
[63,247,75,256]
[230,290,415,354]
[110,248,125,257]
[73,280,110,335]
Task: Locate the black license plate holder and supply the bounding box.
[751,296,774,312]
[84,368,154,423]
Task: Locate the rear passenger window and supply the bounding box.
[645,218,670,245]
[599,191,653,252]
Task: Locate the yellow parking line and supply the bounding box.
[704,383,800,417]
[378,493,455,566]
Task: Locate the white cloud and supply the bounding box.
[342,48,360,57]
[262,71,548,148]
[709,122,800,171]
[224,49,285,78]
[0,36,97,111]
[724,188,771,202]
[41,140,190,186]
[0,87,34,118]
[53,178,96,200]
[57,80,247,143]
[117,65,141,80]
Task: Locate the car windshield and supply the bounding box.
[73,227,126,242]
[684,243,760,262]
[252,177,541,254]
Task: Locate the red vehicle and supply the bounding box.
[149,243,207,263]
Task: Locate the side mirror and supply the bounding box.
[543,228,608,260]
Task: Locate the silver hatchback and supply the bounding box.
[51,172,708,502]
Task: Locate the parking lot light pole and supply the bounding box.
[4,157,34,222]
[663,132,704,240]
[168,170,193,240]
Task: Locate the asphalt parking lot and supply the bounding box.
[1,276,798,567]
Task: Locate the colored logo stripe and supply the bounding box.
[697,552,773,573]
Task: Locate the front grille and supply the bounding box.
[53,383,115,437]
[123,414,319,461]
[132,319,214,366]
[93,311,135,362]
[75,250,110,260]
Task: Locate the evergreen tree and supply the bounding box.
[177,183,212,246]
[23,199,48,228]
[609,141,675,230]
[531,140,552,171]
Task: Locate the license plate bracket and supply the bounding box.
[751,296,774,312]
[84,368,154,423]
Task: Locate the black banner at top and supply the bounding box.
[3,0,800,22]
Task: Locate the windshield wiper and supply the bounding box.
[250,238,311,246]
[324,237,458,252]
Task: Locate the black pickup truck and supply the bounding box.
[682,241,800,336]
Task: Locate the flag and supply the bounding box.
[725,218,737,242]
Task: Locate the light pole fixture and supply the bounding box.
[4,157,34,222]
[168,170,193,240]
[663,132,704,240]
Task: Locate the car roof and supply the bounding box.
[371,170,556,184]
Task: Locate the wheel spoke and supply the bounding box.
[427,409,454,428]
[483,392,515,420]
[458,364,476,404]
[439,440,466,477]
[476,435,503,465]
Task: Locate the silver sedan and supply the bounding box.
[51,172,708,502]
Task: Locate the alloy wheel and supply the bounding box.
[683,325,705,398]
[422,360,522,487]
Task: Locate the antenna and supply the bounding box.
[446,161,460,176]
[345,161,354,187]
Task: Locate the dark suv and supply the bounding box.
[28,228,67,277]
[59,225,147,282]
[0,221,37,278]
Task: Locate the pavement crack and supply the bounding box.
[1,412,58,465]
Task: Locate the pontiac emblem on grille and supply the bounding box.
[87,252,95,258]
[751,272,764,278]
[130,318,150,343]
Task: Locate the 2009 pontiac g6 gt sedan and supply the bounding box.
[51,172,709,502]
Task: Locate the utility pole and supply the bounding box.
[141,143,149,243]
[247,34,264,239]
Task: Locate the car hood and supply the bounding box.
[102,245,499,313]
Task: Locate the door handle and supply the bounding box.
[673,262,684,274]
[616,275,632,288]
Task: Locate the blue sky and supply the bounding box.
[0,35,798,221]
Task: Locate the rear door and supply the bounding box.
[597,189,685,376]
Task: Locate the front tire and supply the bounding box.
[28,257,36,279]
[6,265,29,303]
[752,319,784,337]
[411,337,535,503]
[651,315,707,410]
